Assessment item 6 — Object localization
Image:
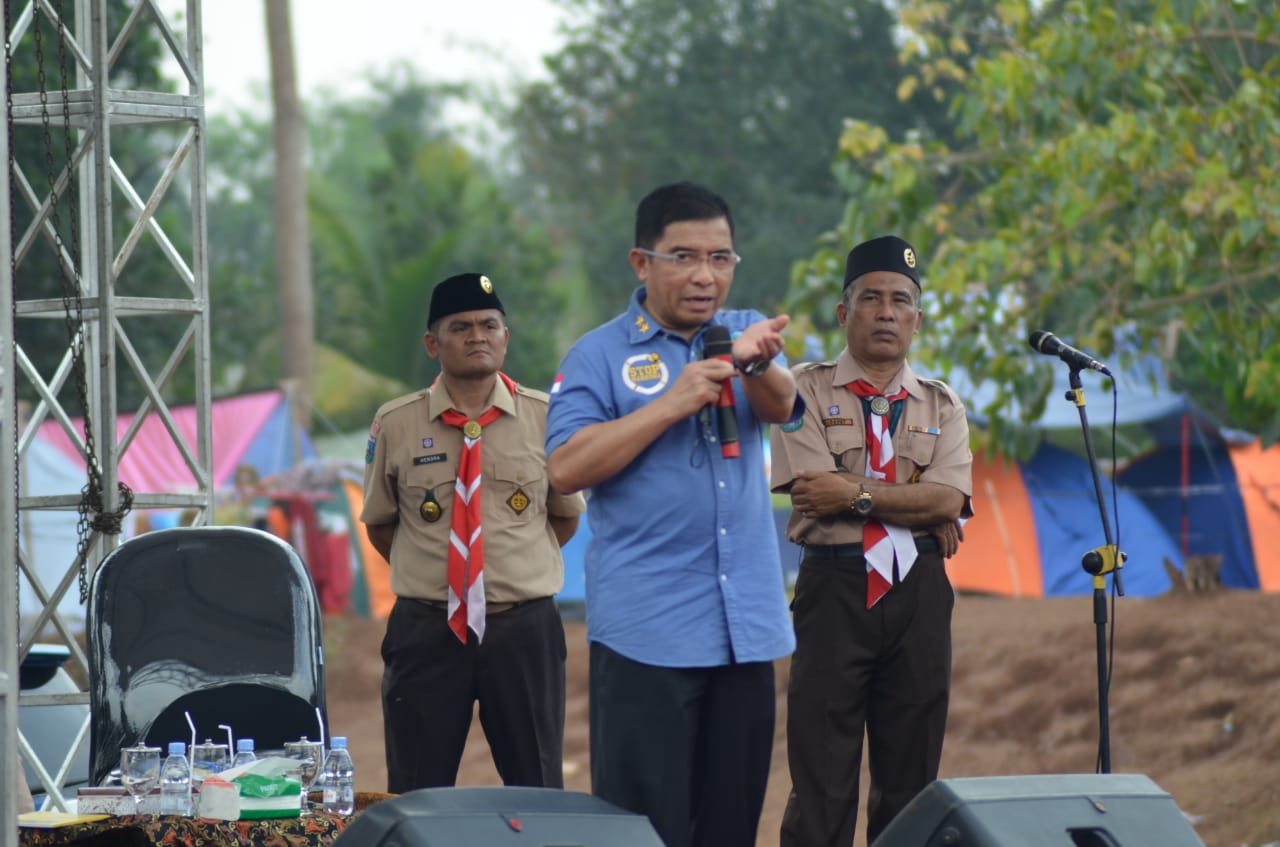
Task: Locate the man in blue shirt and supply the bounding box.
[546,182,801,847]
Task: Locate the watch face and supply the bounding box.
[854,493,874,516]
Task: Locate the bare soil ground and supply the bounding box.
[324,590,1280,847]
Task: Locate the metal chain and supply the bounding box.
[34,2,132,604]
[6,0,22,632]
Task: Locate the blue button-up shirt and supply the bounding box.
[546,288,797,667]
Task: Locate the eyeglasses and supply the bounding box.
[637,247,741,272]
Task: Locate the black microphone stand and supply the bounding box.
[1060,366,1126,774]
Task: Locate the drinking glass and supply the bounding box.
[191,740,230,787]
[120,745,162,815]
[283,738,325,815]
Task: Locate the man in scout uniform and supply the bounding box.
[361,272,586,793]
[770,235,974,847]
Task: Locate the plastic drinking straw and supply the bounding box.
[218,724,234,758]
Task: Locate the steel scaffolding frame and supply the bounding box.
[2,0,209,827]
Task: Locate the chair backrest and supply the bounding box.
[87,525,327,787]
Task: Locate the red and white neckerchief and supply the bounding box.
[436,372,516,643]
[846,379,915,608]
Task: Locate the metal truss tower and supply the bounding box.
[2,0,210,827]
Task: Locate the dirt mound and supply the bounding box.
[324,590,1280,847]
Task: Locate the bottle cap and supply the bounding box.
[237,738,255,751]
[168,741,186,756]
[331,736,347,749]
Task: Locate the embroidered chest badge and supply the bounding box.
[621,352,669,395]
[507,488,531,514]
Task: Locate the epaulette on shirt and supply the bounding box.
[793,360,836,375]
[917,377,963,407]
[513,382,552,406]
[374,389,428,422]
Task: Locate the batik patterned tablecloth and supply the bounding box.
[20,811,350,847]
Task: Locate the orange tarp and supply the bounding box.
[343,478,396,618]
[1228,441,1280,591]
[945,453,1044,596]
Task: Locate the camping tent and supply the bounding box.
[1227,439,1280,591]
[1118,434,1259,590]
[945,444,1187,597]
[941,354,1278,596]
[37,388,315,492]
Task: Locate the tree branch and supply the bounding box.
[1189,18,1242,98]
[1193,29,1280,48]
[1135,263,1280,311]
[1214,1,1250,68]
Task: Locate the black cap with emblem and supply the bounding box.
[428,272,506,327]
[843,235,920,291]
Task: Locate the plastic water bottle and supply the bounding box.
[159,741,192,816]
[232,738,257,767]
[320,737,355,815]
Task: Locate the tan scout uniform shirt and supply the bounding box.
[770,351,973,545]
[361,377,586,604]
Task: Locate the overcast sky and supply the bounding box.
[159,1,569,118]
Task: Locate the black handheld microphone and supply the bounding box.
[1028,330,1112,377]
[703,325,740,458]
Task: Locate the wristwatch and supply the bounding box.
[851,485,874,517]
[737,358,770,378]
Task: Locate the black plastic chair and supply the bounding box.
[87,525,328,787]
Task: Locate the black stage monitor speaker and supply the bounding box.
[873,773,1207,847]
[332,786,665,847]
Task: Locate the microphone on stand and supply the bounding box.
[1028,330,1113,377]
[703,325,740,458]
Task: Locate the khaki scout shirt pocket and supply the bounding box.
[898,425,939,479]
[825,425,865,473]
[488,458,547,521]
[403,465,452,516]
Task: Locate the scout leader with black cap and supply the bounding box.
[361,272,586,794]
[770,235,974,847]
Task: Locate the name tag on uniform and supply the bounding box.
[414,453,447,465]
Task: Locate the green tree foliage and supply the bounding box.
[511,0,957,320]
[786,0,1280,452]
[205,71,572,429]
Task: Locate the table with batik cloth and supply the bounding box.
[19,814,343,847]
[19,795,395,847]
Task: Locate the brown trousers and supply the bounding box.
[381,595,566,793]
[781,549,953,847]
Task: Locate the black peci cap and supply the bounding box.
[843,235,920,290]
[427,273,506,327]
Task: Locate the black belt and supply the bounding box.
[803,534,939,560]
[408,597,534,614]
